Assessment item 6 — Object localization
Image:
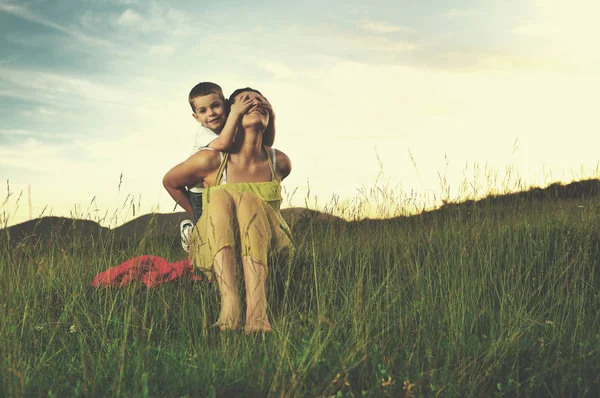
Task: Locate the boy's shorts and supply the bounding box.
[189,191,203,223]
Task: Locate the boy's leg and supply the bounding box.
[180,220,194,252]
[180,191,203,252]
[189,191,204,223]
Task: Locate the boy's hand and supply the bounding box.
[229,94,255,117]
[260,96,275,118]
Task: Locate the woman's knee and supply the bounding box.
[206,190,234,221]
[235,192,266,226]
[235,193,270,258]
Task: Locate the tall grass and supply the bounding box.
[1,179,600,396]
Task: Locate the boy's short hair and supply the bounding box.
[228,87,264,105]
[188,82,225,111]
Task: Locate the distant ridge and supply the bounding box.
[1,207,343,247]
[2,179,599,246]
[2,216,108,247]
[436,178,600,210]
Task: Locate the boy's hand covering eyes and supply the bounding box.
[260,97,275,117]
[229,94,255,117]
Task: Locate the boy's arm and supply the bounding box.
[206,94,255,151]
[162,151,219,215]
[205,113,239,151]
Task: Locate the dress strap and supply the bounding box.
[215,148,275,184]
[214,151,229,185]
[265,146,277,181]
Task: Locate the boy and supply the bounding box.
[177,82,276,251]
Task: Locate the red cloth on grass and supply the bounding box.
[91,255,205,288]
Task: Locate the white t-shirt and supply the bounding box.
[191,125,218,155]
[189,126,218,193]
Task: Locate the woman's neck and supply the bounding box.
[229,126,264,163]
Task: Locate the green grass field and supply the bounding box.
[1,182,600,397]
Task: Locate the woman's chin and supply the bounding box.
[242,117,269,131]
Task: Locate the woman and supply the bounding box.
[163,88,293,333]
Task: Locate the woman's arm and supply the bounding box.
[163,150,220,215]
[274,149,291,181]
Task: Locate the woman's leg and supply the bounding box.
[213,247,239,330]
[205,190,240,330]
[241,256,271,333]
[235,192,272,333]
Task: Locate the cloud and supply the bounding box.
[21,106,56,121]
[0,129,31,137]
[0,138,66,172]
[359,19,412,34]
[148,43,177,57]
[263,24,418,67]
[0,66,136,108]
[111,0,141,4]
[0,1,70,34]
[256,60,296,79]
[0,1,118,53]
[118,9,144,26]
[353,35,417,53]
[111,4,198,38]
[513,0,600,63]
[445,9,485,18]
[0,119,190,227]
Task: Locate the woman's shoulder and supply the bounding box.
[266,146,291,179]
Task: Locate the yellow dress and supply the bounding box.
[189,147,293,281]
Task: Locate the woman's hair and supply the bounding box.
[227,88,273,141]
[227,87,264,106]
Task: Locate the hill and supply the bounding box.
[2,216,109,247]
[2,178,599,247]
[1,207,344,247]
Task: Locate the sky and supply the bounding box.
[1,0,599,227]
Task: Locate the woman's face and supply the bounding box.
[236,91,269,130]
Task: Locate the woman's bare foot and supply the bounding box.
[217,308,240,330]
[244,319,272,335]
[213,319,240,331]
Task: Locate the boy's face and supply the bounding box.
[191,93,226,132]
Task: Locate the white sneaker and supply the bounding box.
[180,220,194,252]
